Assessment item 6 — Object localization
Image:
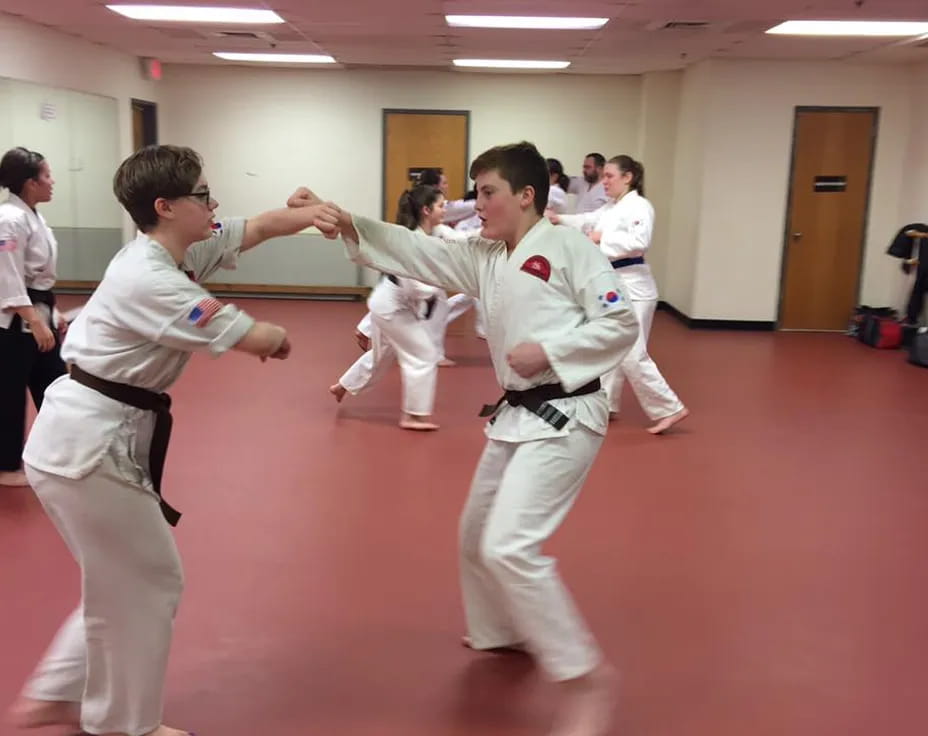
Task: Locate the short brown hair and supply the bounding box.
[469,141,549,216]
[113,145,203,232]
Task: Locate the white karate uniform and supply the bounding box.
[455,212,482,233]
[21,220,255,736]
[567,176,610,214]
[424,224,477,357]
[0,193,66,473]
[339,260,440,416]
[343,216,639,680]
[356,224,483,358]
[443,198,477,225]
[559,190,684,419]
[0,192,59,328]
[450,220,488,338]
[546,184,569,214]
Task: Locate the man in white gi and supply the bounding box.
[568,153,610,214]
[303,142,639,735]
[8,144,339,736]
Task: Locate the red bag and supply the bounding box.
[858,315,903,349]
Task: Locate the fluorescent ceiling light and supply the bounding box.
[453,59,570,69]
[446,15,608,30]
[766,20,928,36]
[214,52,336,63]
[107,5,284,23]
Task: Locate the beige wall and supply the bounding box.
[664,62,713,316]
[158,64,641,219]
[637,70,683,291]
[670,59,914,321]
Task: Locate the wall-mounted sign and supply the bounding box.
[814,175,847,193]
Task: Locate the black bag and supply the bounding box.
[909,329,928,367]
[847,306,897,337]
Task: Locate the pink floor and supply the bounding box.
[2,299,927,736]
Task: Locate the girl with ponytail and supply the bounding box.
[551,155,689,434]
[330,184,452,430]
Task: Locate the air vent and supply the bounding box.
[662,21,710,30]
[214,30,262,39]
[204,29,279,42]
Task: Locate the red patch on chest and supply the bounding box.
[520,255,551,282]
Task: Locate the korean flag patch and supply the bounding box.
[597,290,624,310]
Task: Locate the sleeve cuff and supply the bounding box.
[207,310,255,357]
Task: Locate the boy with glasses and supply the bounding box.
[10,144,338,736]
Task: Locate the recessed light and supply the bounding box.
[446,15,608,31]
[766,20,928,36]
[107,5,284,24]
[213,52,336,63]
[452,59,571,69]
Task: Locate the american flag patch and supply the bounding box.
[0,238,17,252]
[187,297,223,327]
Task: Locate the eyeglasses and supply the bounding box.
[184,188,211,204]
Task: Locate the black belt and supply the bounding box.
[68,365,181,526]
[384,274,436,319]
[10,288,56,331]
[479,379,601,430]
[27,288,56,308]
[611,257,644,269]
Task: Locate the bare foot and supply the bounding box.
[328,383,347,403]
[140,726,196,736]
[99,726,195,736]
[549,663,617,736]
[461,635,527,653]
[399,414,439,431]
[438,358,457,367]
[647,407,689,435]
[7,696,80,728]
[0,470,28,487]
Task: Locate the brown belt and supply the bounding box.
[68,365,181,526]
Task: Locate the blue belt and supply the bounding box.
[611,257,644,269]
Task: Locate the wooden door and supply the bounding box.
[131,99,158,151]
[779,109,877,330]
[382,110,468,221]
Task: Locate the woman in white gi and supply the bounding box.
[545,158,570,215]
[307,141,640,736]
[8,145,340,736]
[552,155,689,434]
[328,184,444,430]
[0,147,66,487]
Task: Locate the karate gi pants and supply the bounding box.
[23,454,183,736]
[459,425,603,681]
[604,298,684,419]
[340,310,438,416]
[426,293,485,360]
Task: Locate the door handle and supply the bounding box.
[792,232,803,240]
